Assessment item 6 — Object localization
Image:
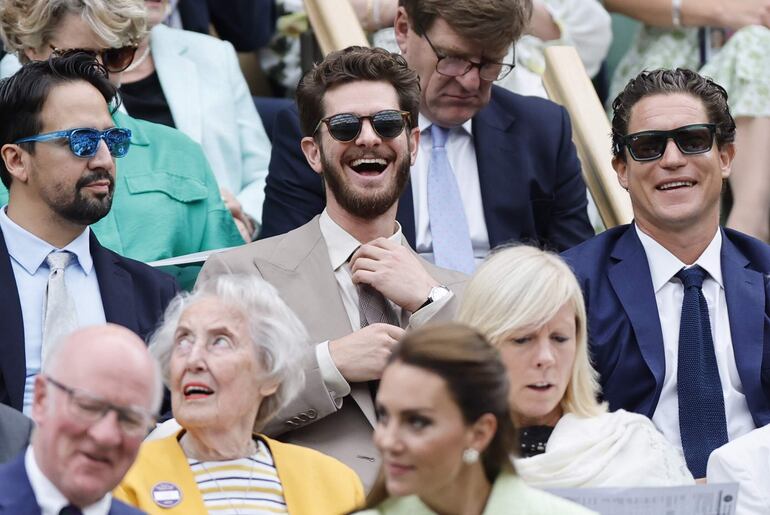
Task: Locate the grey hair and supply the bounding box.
[148,274,308,431]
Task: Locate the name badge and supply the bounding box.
[151,482,182,508]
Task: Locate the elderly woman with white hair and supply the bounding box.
[458,245,694,487]
[115,274,364,514]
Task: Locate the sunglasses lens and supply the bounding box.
[628,134,666,161]
[69,129,101,157]
[675,126,714,154]
[102,46,136,72]
[327,114,362,142]
[104,128,132,157]
[372,111,407,139]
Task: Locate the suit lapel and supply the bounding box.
[722,232,765,410]
[472,91,525,248]
[607,226,666,407]
[256,218,352,342]
[90,233,137,332]
[0,454,37,513]
[151,25,202,143]
[396,181,416,248]
[0,229,26,410]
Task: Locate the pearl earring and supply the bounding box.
[462,448,479,464]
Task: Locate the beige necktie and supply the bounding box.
[42,252,78,362]
[358,283,399,329]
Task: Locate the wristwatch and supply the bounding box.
[418,285,451,311]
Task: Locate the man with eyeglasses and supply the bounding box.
[563,68,770,479]
[198,46,466,489]
[0,52,177,415]
[260,0,594,271]
[0,324,161,514]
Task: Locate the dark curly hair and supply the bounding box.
[611,68,736,161]
[296,46,420,138]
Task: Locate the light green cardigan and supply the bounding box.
[357,473,597,515]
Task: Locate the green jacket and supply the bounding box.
[357,473,597,515]
[0,112,244,262]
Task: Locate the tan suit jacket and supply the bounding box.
[198,216,467,488]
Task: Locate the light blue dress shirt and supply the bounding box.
[0,207,106,413]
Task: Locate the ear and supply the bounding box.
[612,155,629,191]
[408,126,419,166]
[1,144,30,184]
[31,374,50,427]
[718,142,735,180]
[300,136,324,177]
[24,46,48,62]
[394,7,411,54]
[258,379,280,398]
[466,412,497,456]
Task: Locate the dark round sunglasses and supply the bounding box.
[50,45,138,73]
[620,123,717,162]
[15,127,133,158]
[314,110,412,142]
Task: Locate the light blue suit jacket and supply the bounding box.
[143,24,271,222]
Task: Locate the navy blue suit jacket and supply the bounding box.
[260,86,594,252]
[562,224,770,426]
[0,453,143,514]
[0,229,178,411]
[177,0,275,51]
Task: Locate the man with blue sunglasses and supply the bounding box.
[0,52,178,414]
[563,68,770,480]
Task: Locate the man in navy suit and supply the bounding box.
[563,68,770,478]
[260,0,593,264]
[0,324,161,514]
[0,52,177,414]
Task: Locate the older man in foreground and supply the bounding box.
[0,324,162,514]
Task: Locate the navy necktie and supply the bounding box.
[675,265,728,477]
[59,505,83,515]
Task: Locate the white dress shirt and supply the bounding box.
[25,446,111,515]
[412,115,490,265]
[636,226,755,455]
[314,209,453,403]
[0,207,106,414]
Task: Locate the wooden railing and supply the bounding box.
[543,46,632,228]
[304,0,369,55]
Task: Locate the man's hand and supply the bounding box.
[220,187,255,242]
[329,323,405,382]
[350,238,439,313]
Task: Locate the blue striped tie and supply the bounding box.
[427,124,475,274]
[676,265,728,477]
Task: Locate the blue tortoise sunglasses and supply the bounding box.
[15,127,132,158]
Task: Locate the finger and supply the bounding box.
[350,268,378,286]
[350,256,380,274]
[352,243,390,263]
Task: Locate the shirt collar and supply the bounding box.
[25,446,112,515]
[319,209,403,271]
[418,113,473,137]
[635,224,723,291]
[0,206,94,275]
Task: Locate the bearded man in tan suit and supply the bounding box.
[197,46,466,489]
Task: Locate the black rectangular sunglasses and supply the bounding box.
[314,110,411,142]
[620,123,717,162]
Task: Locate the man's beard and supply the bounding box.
[320,146,411,219]
[54,169,115,225]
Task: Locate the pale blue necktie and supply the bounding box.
[428,124,475,274]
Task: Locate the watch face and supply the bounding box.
[430,285,450,302]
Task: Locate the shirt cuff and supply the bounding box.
[409,289,454,326]
[315,341,351,406]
